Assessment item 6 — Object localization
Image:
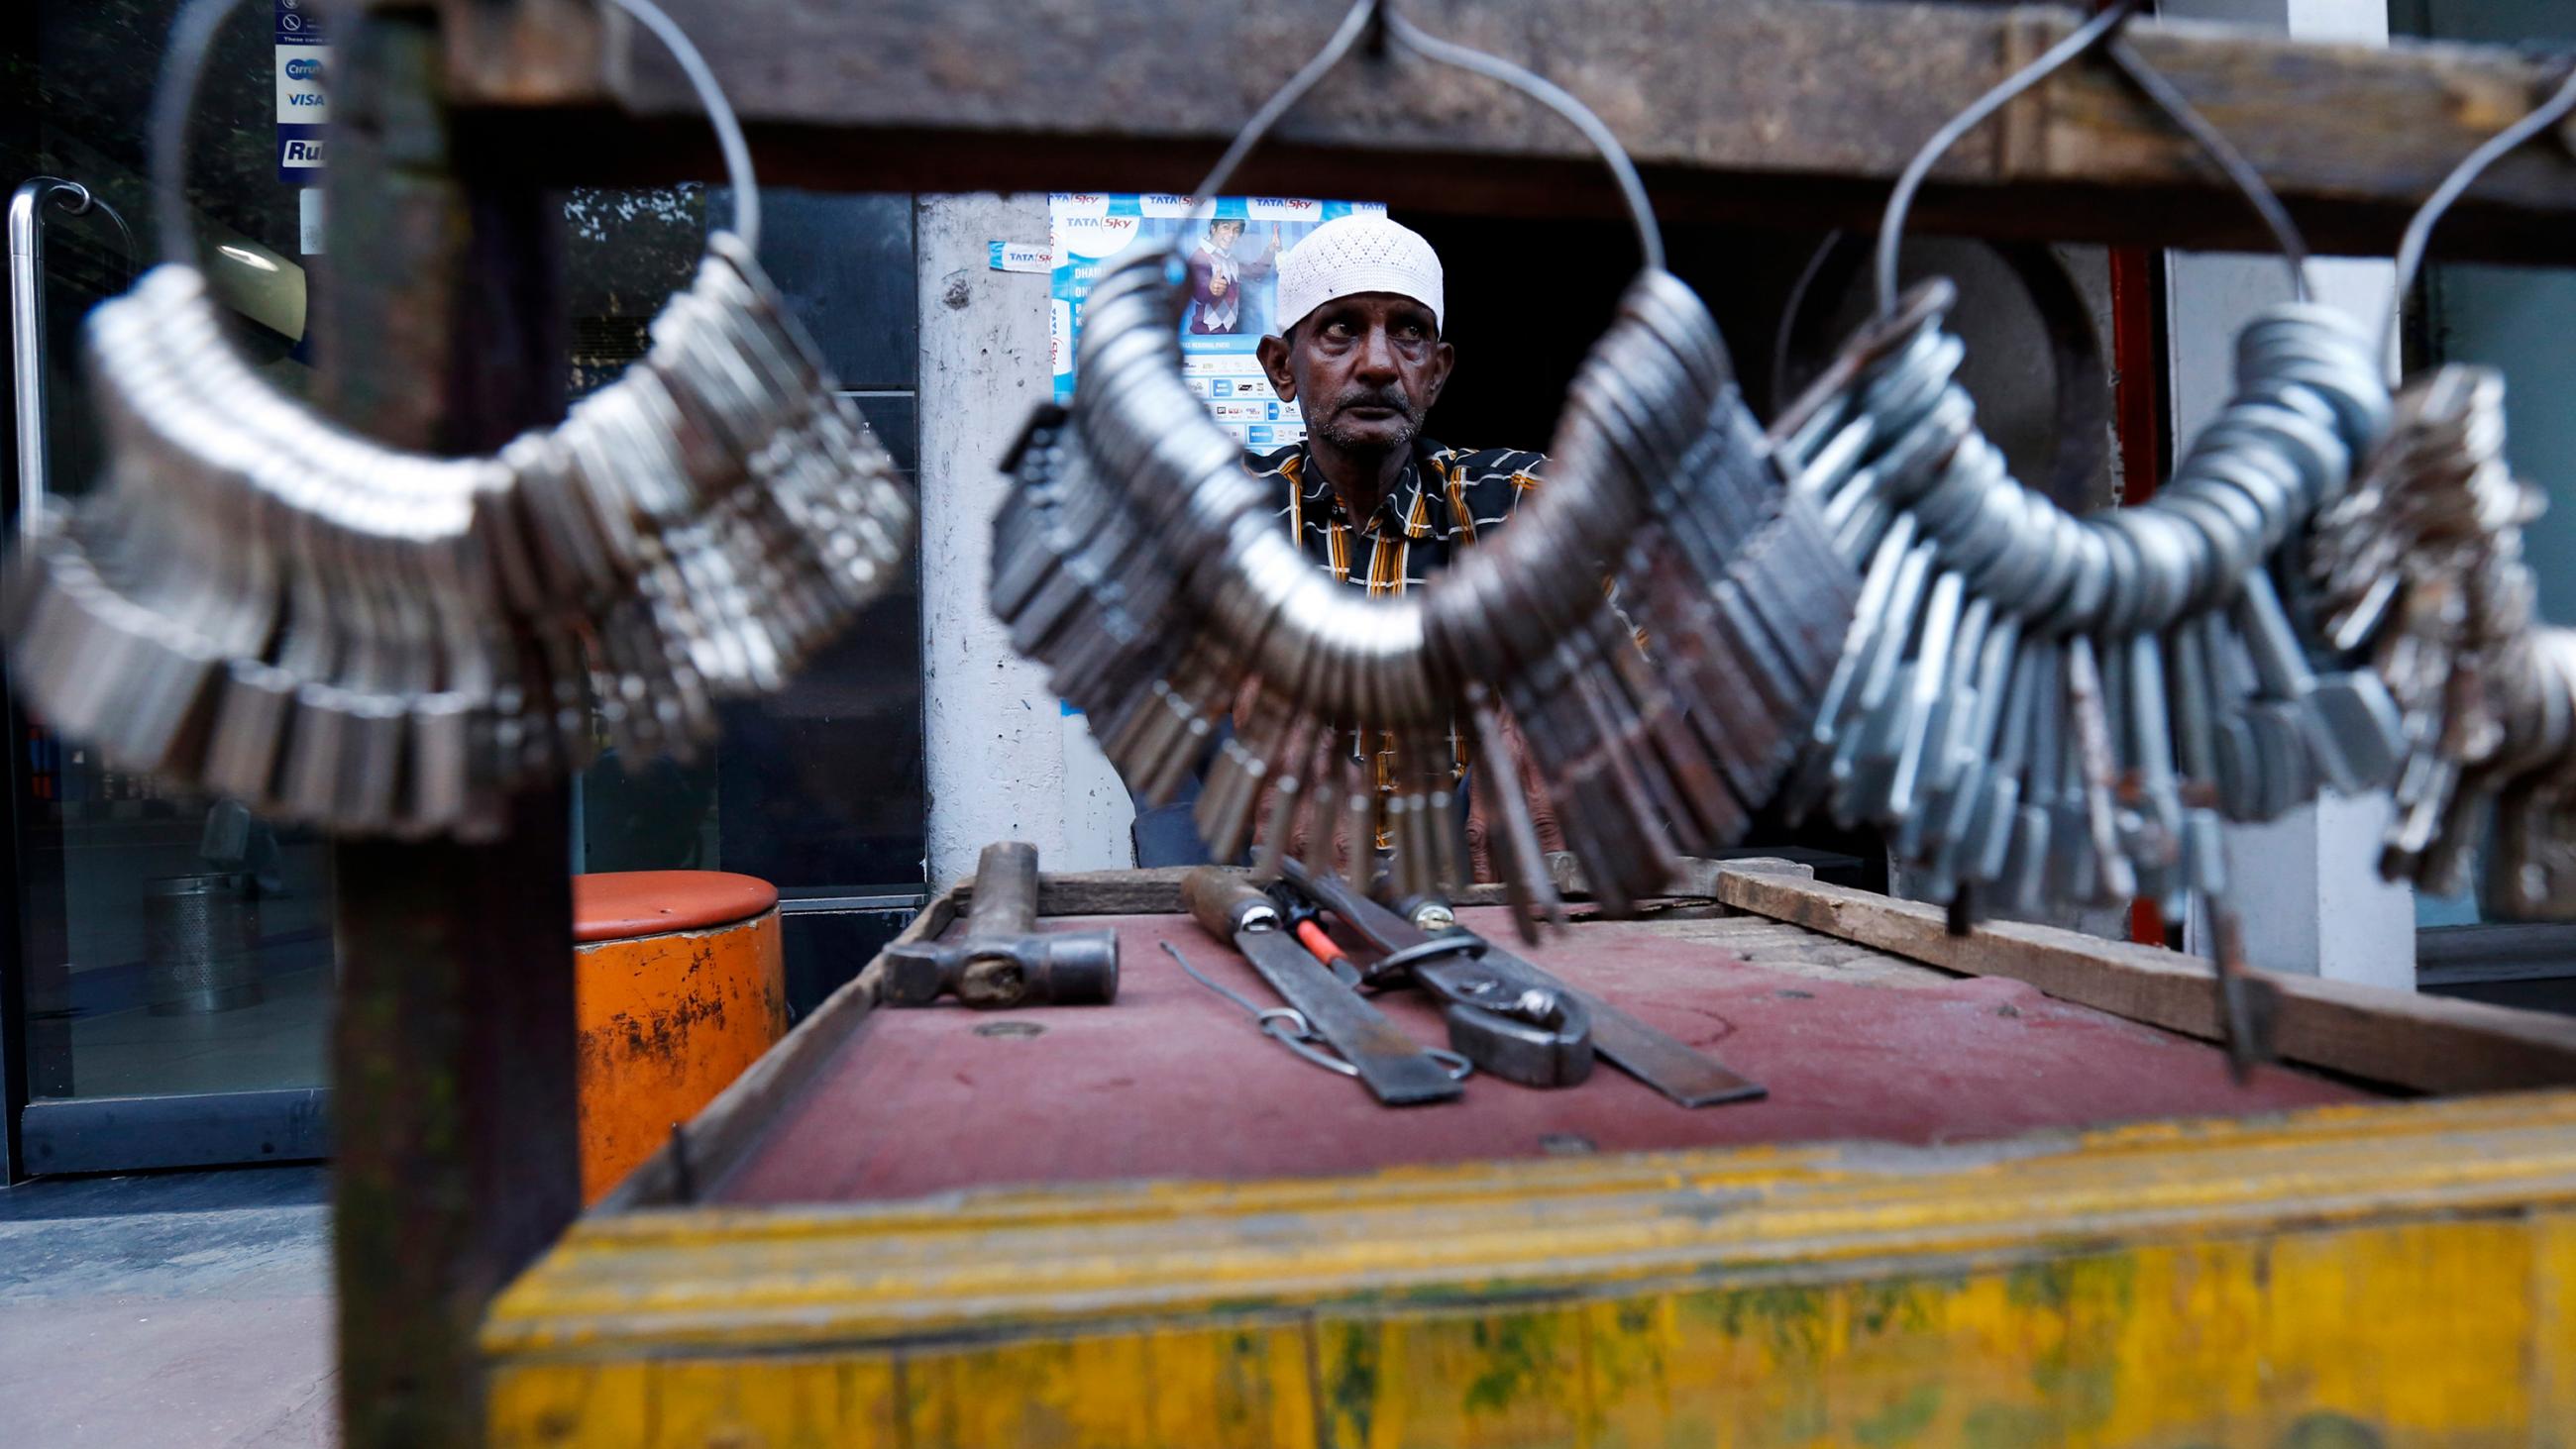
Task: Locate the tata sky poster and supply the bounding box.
[1049,194,1388,452]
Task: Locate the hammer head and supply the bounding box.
[882,931,1120,1009]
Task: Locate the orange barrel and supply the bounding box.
[571,871,789,1204]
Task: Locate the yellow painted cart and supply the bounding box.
[483,864,2576,1446]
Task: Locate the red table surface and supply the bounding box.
[715,907,2369,1206]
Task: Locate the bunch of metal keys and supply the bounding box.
[1769,278,2405,929]
[4,234,912,839]
[2314,363,2576,915]
[992,244,1857,933]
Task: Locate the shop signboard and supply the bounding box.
[1048,193,1386,451]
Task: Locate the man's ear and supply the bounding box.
[1421,339,1456,412]
[1257,333,1298,402]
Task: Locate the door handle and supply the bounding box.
[11,177,135,540]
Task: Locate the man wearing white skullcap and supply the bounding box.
[1130,212,1561,875]
[1247,213,1546,595]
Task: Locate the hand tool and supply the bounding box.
[1162,940,1471,1087]
[1280,858,1764,1107]
[1278,861,1598,1090]
[1267,883,1361,986]
[1180,867,1463,1105]
[882,842,1120,1009]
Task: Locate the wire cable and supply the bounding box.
[2388,60,2576,364]
[1878,0,2147,317]
[2103,35,2308,302]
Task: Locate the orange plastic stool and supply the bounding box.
[572,871,788,1204]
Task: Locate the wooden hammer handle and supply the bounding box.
[1182,867,1277,944]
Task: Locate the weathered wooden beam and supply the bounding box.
[1715,866,2576,1096]
[321,8,581,1447]
[436,0,2576,260]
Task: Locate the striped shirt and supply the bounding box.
[1243,438,1547,595]
[1238,438,1549,857]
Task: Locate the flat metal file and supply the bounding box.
[1279,859,1767,1108]
[1180,868,1463,1106]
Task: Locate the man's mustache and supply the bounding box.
[1329,388,1413,420]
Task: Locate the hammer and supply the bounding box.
[882,842,1120,1008]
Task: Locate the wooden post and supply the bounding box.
[318,8,579,1446]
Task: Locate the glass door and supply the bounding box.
[4,0,333,1178]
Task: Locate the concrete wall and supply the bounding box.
[2162,0,2415,989]
[914,194,1135,884]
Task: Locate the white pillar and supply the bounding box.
[2161,0,2415,988]
[914,194,1135,883]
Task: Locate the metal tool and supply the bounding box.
[1180,866,1463,1105]
[883,843,1120,1009]
[1162,940,1471,1087]
[1279,858,1763,1106]
[1267,883,1361,986]
[1347,930,1595,1089]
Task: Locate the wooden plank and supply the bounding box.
[319,12,582,1449]
[435,0,2576,260]
[594,886,958,1210]
[935,858,1804,921]
[1715,867,2576,1095]
[496,1213,2568,1444]
[487,1091,2576,1361]
[1624,916,1963,990]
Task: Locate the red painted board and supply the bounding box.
[716,908,2368,1206]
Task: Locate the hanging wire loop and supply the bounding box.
[1876,0,2147,318]
[1877,0,2312,315]
[1178,0,1664,271]
[2387,59,2576,363]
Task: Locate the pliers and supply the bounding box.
[1271,876,1594,1088]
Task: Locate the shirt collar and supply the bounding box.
[1299,437,1442,536]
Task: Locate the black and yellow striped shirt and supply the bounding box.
[1243,438,1547,594]
[1239,438,1548,821]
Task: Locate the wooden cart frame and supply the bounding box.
[481,864,2576,1444]
[302,3,2576,1442]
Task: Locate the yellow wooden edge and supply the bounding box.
[574,1089,2576,1243]
[486,1089,2576,1357]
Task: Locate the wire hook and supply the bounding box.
[2386,59,2576,368]
[1877,0,2148,318]
[1877,1,2310,315]
[1182,0,1664,271]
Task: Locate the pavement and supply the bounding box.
[0,1165,334,1447]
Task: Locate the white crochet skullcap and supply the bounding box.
[1274,214,1444,335]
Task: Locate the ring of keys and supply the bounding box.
[1771,278,2402,929]
[2318,364,2576,917]
[991,243,1859,931]
[3,234,913,840]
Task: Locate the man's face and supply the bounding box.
[1257,292,1453,456]
[1209,221,1244,254]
